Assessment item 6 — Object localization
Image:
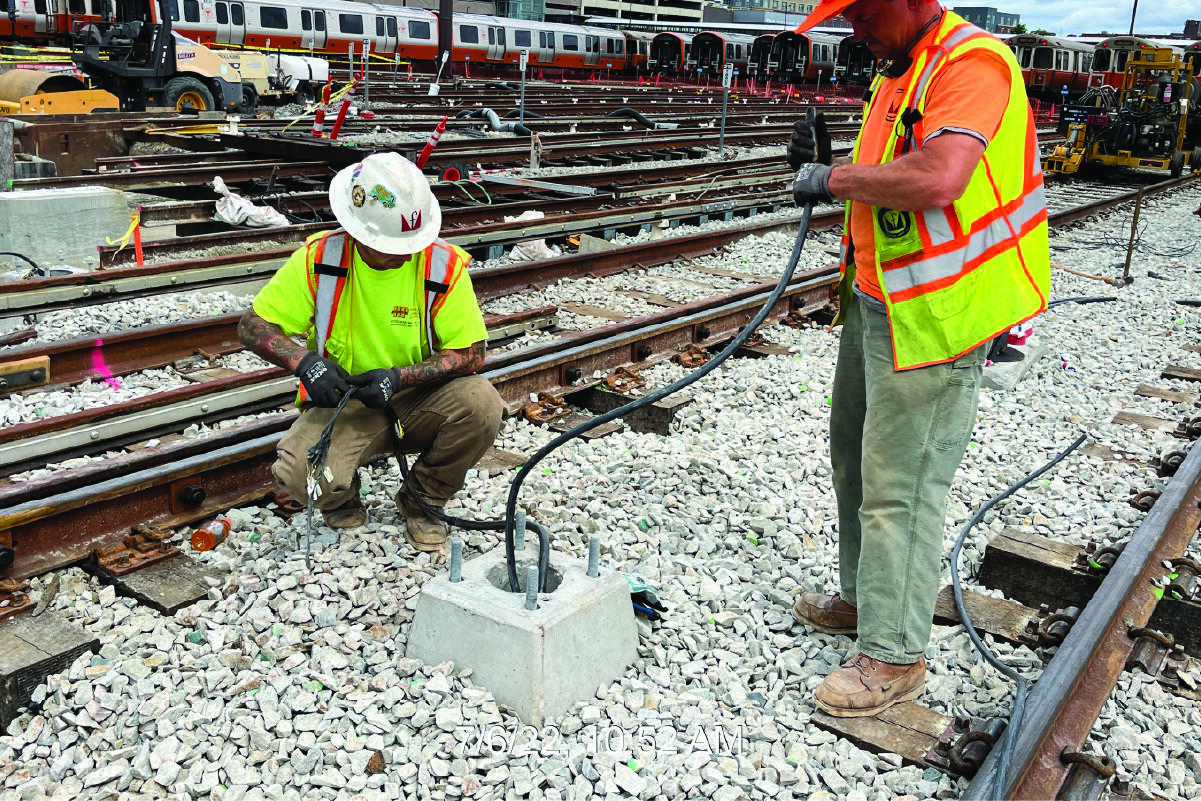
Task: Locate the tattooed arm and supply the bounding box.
[237,309,310,372]
[393,340,487,389]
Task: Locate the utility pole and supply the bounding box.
[1128,0,1138,35]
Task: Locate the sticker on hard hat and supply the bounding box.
[400,211,423,232]
[877,208,912,239]
[371,185,397,208]
[351,185,366,207]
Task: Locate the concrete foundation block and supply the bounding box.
[982,343,1049,392]
[406,546,637,724]
[0,185,129,271]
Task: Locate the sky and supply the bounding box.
[994,1,1194,36]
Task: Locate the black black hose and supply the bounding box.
[496,202,815,592]
[604,108,678,130]
[0,251,44,277]
[951,433,1087,798]
[1047,296,1118,308]
[502,109,546,119]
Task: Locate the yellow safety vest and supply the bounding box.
[835,12,1050,369]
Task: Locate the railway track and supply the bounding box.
[1,99,1197,798]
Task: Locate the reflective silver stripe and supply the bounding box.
[883,187,1046,294]
[424,240,453,354]
[924,207,957,246]
[313,233,346,355]
[910,24,987,111]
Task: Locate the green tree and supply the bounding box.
[1012,22,1027,33]
[1031,28,1055,35]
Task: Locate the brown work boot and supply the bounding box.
[321,496,367,530]
[396,489,449,552]
[813,653,926,717]
[792,592,858,635]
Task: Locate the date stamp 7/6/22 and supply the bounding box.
[456,722,744,759]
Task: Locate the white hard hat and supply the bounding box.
[328,153,441,255]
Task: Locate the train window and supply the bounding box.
[409,20,430,39]
[460,25,478,44]
[260,7,287,29]
[1032,48,1052,68]
[562,34,578,51]
[616,39,623,54]
[314,11,324,30]
[1093,49,1109,71]
[231,4,243,25]
[539,31,549,48]
[215,3,228,25]
[339,14,363,35]
[376,17,385,36]
[301,9,310,29]
[515,29,531,47]
[169,0,180,21]
[1081,54,1092,71]
[606,38,616,54]
[487,28,492,45]
[387,17,397,38]
[183,0,198,22]
[68,0,86,12]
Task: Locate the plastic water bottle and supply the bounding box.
[191,517,232,551]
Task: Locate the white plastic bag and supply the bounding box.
[213,176,289,228]
[504,209,561,261]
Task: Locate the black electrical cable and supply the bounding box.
[951,432,1087,798]
[0,251,44,277]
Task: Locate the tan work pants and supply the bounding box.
[272,375,504,511]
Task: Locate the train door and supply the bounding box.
[214,0,246,45]
[300,8,327,50]
[30,0,55,35]
[537,30,555,64]
[585,34,600,66]
[486,25,505,61]
[376,15,398,55]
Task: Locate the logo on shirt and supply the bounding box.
[392,305,411,318]
[877,208,912,239]
[391,305,416,329]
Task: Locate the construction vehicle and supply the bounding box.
[213,50,329,114]
[72,0,243,112]
[0,68,119,114]
[1045,45,1201,178]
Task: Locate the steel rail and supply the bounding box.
[964,440,1201,800]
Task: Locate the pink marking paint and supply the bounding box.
[92,339,122,390]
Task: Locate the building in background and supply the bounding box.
[952,6,1020,33]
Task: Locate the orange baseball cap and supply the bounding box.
[793,0,857,32]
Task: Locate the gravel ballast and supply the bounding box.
[1,169,1199,800]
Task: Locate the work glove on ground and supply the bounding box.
[793,163,835,207]
[787,108,832,170]
[347,367,404,410]
[294,351,351,408]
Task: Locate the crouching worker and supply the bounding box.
[238,153,504,551]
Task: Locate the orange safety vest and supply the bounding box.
[836,12,1050,370]
[297,230,466,402]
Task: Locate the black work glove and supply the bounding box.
[793,163,835,207]
[787,108,832,170]
[294,351,351,408]
[346,367,404,410]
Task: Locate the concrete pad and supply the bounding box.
[0,185,130,271]
[982,343,1049,392]
[406,546,637,724]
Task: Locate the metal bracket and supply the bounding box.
[1174,416,1201,440]
[925,714,1006,777]
[1126,626,1194,690]
[0,578,34,623]
[1166,557,1201,601]
[1074,541,1126,574]
[1154,449,1187,477]
[1020,604,1081,648]
[781,311,808,328]
[521,392,572,425]
[676,343,710,369]
[93,525,178,576]
[1129,489,1161,512]
[1058,748,1116,800]
[604,367,645,393]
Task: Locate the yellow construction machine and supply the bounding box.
[1045,45,1201,177]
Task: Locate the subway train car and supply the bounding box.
[648,31,689,75]
[765,30,839,84]
[834,34,875,86]
[1091,36,1184,89]
[688,31,754,78]
[623,30,655,75]
[1007,34,1093,99]
[748,33,777,81]
[449,14,627,72]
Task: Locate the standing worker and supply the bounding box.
[238,153,504,551]
[786,0,1050,716]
